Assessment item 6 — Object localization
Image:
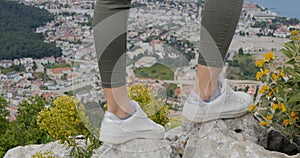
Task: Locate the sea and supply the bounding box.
[246,0,300,19]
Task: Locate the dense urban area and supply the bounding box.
[0,0,299,132]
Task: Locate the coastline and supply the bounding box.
[246,0,300,20]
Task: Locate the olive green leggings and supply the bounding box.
[93,0,243,88]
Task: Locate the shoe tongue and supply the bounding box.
[105,112,123,124]
[187,90,202,103]
[130,100,147,117]
[106,112,120,120]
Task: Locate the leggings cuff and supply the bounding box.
[197,59,224,68]
[101,80,127,88]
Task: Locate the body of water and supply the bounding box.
[247,0,300,19]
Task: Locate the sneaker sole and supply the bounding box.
[181,109,248,123]
[100,130,164,144]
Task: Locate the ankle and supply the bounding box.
[195,65,222,100]
[107,100,135,119]
[108,109,131,119]
[194,80,222,101]
[197,89,212,100]
[194,83,214,100]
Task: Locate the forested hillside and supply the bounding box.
[0,0,61,60]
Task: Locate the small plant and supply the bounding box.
[31,151,57,158]
[249,30,300,142]
[37,96,101,158]
[165,116,182,130]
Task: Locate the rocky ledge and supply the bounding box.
[4,114,300,158]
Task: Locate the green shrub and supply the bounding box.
[37,96,101,158]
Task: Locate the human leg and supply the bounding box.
[182,0,253,122]
[93,0,132,119]
[195,0,244,101]
[92,0,165,144]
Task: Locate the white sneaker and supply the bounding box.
[100,100,165,144]
[182,80,253,123]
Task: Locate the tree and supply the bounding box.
[288,18,300,25]
[0,96,9,134]
[238,47,244,55]
[244,85,250,93]
[0,0,62,60]
[252,21,267,28]
[0,96,52,157]
[269,24,277,31]
[0,96,9,157]
[239,31,245,36]
[32,62,38,71]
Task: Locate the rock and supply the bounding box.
[4,139,172,158]
[178,114,300,158]
[92,139,172,158]
[4,141,70,158]
[267,130,300,155]
[223,113,268,147]
[4,114,300,158]
[164,126,183,158]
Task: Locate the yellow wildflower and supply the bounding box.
[263,69,269,75]
[281,105,286,112]
[273,87,278,92]
[278,103,286,112]
[248,104,256,112]
[291,30,298,35]
[271,73,278,81]
[259,121,267,126]
[256,71,263,80]
[263,51,275,62]
[255,59,265,67]
[283,119,290,126]
[266,91,273,98]
[260,121,270,126]
[272,104,279,110]
[259,85,269,94]
[266,115,273,120]
[278,70,286,77]
[291,112,299,120]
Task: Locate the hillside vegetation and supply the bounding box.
[0,0,61,60]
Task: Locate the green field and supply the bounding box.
[0,67,15,75]
[227,54,257,80]
[134,63,174,80]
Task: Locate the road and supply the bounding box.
[70,59,97,64]
[48,9,93,15]
[41,80,94,95]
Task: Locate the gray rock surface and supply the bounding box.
[4,114,300,158]
[165,114,300,158]
[182,120,299,158]
[4,141,70,158]
[92,139,172,158]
